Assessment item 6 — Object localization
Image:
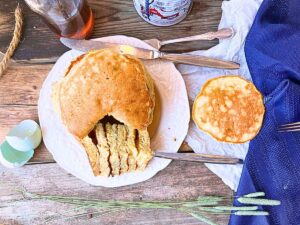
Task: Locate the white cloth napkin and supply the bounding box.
[177,0,263,190]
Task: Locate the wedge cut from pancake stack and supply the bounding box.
[192,76,265,143]
[51,49,155,176]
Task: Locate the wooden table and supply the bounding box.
[0,0,233,224]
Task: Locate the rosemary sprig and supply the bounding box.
[10,190,280,225]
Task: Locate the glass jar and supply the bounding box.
[24,0,94,39]
[133,0,193,26]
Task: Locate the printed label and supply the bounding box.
[133,0,192,26]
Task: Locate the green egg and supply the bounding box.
[6,120,42,152]
[0,140,34,168]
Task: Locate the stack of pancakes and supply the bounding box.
[52,49,155,176]
[81,123,152,176]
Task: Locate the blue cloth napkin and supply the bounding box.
[229,0,300,224]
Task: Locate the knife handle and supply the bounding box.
[161,53,240,70]
[154,152,243,164]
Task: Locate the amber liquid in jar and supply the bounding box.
[42,0,94,39]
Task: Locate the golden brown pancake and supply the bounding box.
[192,76,265,143]
[52,49,155,139]
[136,130,153,170]
[51,49,155,176]
[81,136,100,176]
[106,123,120,176]
[95,123,110,176]
[126,127,138,172]
[117,124,129,173]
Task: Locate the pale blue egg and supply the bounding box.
[0,141,34,168]
[6,120,42,152]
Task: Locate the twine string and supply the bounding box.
[0,4,23,78]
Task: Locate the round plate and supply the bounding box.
[38,36,190,187]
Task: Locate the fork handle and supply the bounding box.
[160,28,234,46]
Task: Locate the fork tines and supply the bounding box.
[278,122,300,132]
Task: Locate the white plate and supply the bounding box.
[38,36,190,187]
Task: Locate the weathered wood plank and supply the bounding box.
[0,161,232,225]
[0,105,38,142]
[0,204,229,225]
[0,0,222,61]
[0,202,229,225]
[0,64,51,105]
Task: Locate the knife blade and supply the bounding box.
[60,38,240,69]
[154,152,243,164]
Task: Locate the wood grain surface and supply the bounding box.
[0,0,233,224]
[0,161,232,225]
[0,0,222,61]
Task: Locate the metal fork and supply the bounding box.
[278,122,300,132]
[145,28,234,50]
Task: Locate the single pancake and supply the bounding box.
[106,123,120,176]
[95,123,111,176]
[117,124,129,173]
[136,130,153,170]
[81,136,100,176]
[192,76,265,143]
[126,127,138,172]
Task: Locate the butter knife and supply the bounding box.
[60,38,240,69]
[154,152,243,164]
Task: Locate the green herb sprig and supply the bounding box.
[11,190,280,225]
